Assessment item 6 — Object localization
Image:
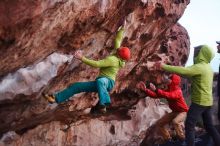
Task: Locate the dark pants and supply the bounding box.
[218,66,220,121]
[218,96,220,121]
[185,103,220,146]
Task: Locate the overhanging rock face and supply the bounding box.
[0,0,190,145]
[1,98,171,146]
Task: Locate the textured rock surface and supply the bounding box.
[1,98,170,146]
[0,0,190,145]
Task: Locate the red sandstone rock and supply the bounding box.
[0,0,190,145]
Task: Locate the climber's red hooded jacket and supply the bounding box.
[144,74,188,112]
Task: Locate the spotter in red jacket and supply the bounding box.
[144,74,188,112]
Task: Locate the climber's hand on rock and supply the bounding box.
[118,18,126,31]
[149,83,156,91]
[154,61,163,70]
[122,18,127,28]
[136,81,147,91]
[74,50,83,60]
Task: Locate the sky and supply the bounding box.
[179,0,220,72]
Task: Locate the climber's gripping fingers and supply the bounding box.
[153,62,163,71]
[136,81,147,91]
[74,50,83,60]
[149,83,156,91]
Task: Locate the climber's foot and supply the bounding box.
[99,105,107,114]
[91,104,107,115]
[42,93,56,104]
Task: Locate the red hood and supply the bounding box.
[168,74,181,90]
[146,73,188,112]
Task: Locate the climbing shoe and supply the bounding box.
[42,93,56,104]
[99,105,107,114]
[91,104,107,114]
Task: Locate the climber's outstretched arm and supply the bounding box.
[114,19,126,50]
[114,27,124,49]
